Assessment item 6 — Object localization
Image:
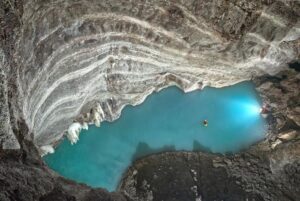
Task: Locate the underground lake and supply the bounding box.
[44,81,267,192]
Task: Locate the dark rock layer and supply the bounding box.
[119,142,300,201]
[0,139,126,201]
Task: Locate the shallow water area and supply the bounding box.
[44,82,267,191]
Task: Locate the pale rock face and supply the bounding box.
[66,122,88,144]
[40,145,55,156]
[1,0,300,148]
[82,122,89,130]
[278,130,298,141]
[67,122,86,145]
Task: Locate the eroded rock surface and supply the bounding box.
[0,138,126,201]
[119,141,300,201]
[0,50,20,149]
[254,70,300,146]
[1,0,299,148]
[119,70,300,201]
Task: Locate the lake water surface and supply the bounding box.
[44,82,267,191]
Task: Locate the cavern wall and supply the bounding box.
[2,0,299,149]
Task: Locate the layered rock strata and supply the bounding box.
[1,0,299,149]
[0,0,300,201]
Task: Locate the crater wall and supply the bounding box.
[1,0,299,149]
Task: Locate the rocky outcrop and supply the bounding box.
[119,141,300,201]
[1,0,299,149]
[253,70,300,146]
[0,138,126,201]
[118,70,300,201]
[0,49,20,149]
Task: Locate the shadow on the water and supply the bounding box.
[192,140,211,153]
[131,140,216,162]
[192,140,258,156]
[131,142,176,162]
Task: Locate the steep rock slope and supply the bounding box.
[119,142,300,201]
[1,0,299,149]
[0,139,126,201]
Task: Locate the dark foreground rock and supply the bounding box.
[118,70,300,201]
[119,141,300,201]
[0,140,126,201]
[1,139,299,201]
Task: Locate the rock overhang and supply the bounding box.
[1,0,299,150]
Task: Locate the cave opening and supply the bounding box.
[44,81,267,192]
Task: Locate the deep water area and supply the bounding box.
[44,82,267,191]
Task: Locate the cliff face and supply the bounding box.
[0,0,299,149]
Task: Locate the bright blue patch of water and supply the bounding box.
[44,82,267,191]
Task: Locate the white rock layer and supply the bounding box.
[1,0,299,148]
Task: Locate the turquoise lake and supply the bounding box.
[44,82,267,191]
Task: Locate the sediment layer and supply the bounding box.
[1,0,299,149]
